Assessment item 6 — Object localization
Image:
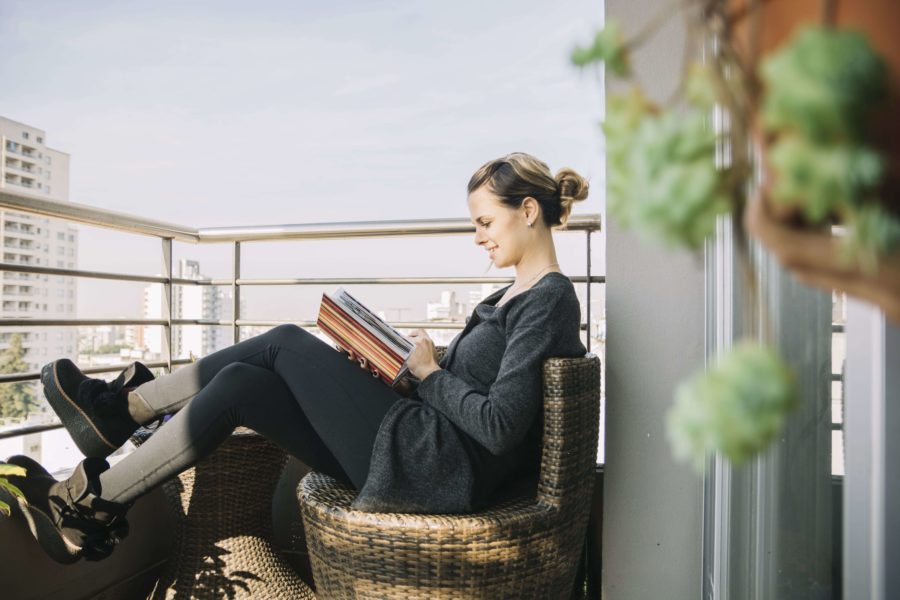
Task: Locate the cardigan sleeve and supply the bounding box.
[415,293,564,456]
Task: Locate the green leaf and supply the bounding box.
[0,465,26,477]
[571,21,631,77]
[666,341,798,472]
[604,93,730,249]
[761,25,887,142]
[0,500,10,517]
[0,478,24,501]
[0,333,40,420]
[684,63,720,110]
[768,135,884,221]
[843,204,900,273]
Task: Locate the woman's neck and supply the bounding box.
[514,244,560,285]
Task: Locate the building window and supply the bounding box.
[36,136,43,144]
[57,232,65,240]
[22,132,29,140]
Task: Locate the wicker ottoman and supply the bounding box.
[132,427,315,599]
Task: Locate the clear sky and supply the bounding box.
[1,0,605,321]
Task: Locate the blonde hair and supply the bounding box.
[467,152,589,228]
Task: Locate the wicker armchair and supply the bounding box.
[298,353,601,599]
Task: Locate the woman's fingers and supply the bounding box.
[343,348,371,371]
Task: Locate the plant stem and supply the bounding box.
[665,0,702,107]
[820,0,837,27]
[725,0,777,28]
[623,0,689,53]
[748,0,761,70]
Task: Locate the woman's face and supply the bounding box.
[467,185,532,269]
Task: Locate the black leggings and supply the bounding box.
[97,324,402,504]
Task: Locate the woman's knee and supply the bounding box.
[266,323,310,345]
[213,362,274,394]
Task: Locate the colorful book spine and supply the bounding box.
[316,293,407,386]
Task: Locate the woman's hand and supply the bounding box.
[744,190,900,324]
[406,329,441,380]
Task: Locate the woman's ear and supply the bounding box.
[522,197,540,226]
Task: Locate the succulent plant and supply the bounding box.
[666,341,798,472]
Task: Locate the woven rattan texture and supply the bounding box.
[299,354,601,600]
[132,427,315,599]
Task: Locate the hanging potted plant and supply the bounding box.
[572,0,900,470]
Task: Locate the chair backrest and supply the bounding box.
[536,354,601,513]
[433,347,601,512]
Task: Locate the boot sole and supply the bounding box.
[41,361,116,458]
[0,485,81,564]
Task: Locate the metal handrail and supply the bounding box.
[0,190,200,242]
[0,189,604,441]
[0,190,601,242]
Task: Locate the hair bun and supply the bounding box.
[554,168,589,226]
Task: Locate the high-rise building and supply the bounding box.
[0,116,76,392]
[426,290,465,322]
[142,259,233,359]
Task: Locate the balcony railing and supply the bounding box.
[0,189,604,442]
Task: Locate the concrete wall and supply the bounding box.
[602,1,704,598]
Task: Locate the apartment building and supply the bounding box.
[143,259,233,360]
[0,117,77,390]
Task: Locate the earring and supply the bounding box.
[527,221,534,228]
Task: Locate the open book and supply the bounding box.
[316,288,415,388]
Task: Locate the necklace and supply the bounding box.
[501,262,559,304]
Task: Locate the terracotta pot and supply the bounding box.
[734,0,900,199]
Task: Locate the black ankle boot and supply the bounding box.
[0,455,131,564]
[41,359,155,458]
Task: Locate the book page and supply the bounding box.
[332,288,414,355]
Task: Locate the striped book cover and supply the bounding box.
[316,288,414,387]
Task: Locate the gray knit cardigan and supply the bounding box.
[352,272,586,514]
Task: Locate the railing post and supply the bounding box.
[586,230,592,353]
[162,238,173,373]
[232,241,240,344]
